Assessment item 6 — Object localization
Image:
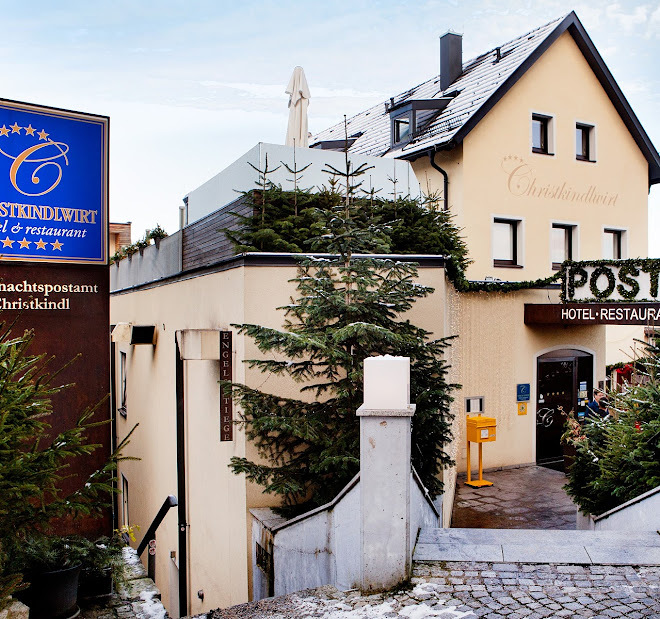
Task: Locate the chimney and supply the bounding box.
[440,31,462,91]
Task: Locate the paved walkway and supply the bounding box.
[415,528,660,565]
[452,466,576,530]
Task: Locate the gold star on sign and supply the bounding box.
[24,124,35,136]
[35,238,47,250]
[10,122,21,134]
[38,129,49,141]
[1,237,14,248]
[18,237,30,249]
[51,239,63,251]
[0,125,9,137]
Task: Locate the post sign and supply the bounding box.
[0,99,108,264]
[562,259,660,303]
[220,331,233,441]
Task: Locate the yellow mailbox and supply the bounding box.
[466,415,497,443]
[465,413,497,488]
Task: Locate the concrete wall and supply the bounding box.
[410,469,442,556]
[250,472,438,600]
[577,485,660,531]
[111,233,182,291]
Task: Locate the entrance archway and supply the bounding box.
[536,349,593,470]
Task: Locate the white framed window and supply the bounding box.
[493,217,523,267]
[551,223,578,269]
[531,112,554,155]
[603,228,626,259]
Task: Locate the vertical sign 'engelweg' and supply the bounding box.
[220,331,233,441]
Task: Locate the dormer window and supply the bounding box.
[388,98,454,148]
[393,115,411,144]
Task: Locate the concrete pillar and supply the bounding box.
[358,355,416,593]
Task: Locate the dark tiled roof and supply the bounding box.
[312,15,564,158]
[312,12,660,184]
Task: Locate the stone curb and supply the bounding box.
[0,600,29,619]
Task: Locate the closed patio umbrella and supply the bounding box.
[285,66,310,148]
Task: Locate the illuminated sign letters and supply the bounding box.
[0,100,108,264]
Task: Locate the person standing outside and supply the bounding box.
[585,389,610,421]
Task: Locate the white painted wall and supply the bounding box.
[185,143,422,225]
[576,485,660,531]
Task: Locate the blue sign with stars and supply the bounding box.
[0,99,108,264]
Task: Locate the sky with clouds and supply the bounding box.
[2,0,658,252]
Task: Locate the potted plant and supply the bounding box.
[76,534,124,599]
[6,534,85,619]
[147,224,168,249]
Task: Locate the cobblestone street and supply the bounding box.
[412,561,660,618]
[201,561,660,618]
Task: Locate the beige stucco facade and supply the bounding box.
[111,257,606,611]
[413,32,649,284]
[112,263,449,615]
[442,285,606,525]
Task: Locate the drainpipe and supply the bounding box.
[175,339,189,616]
[427,150,449,211]
[109,329,119,532]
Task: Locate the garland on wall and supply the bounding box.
[449,267,562,294]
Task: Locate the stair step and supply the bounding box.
[414,528,660,565]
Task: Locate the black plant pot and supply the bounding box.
[18,564,81,619]
[78,567,113,599]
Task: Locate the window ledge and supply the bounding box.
[532,149,554,156]
[493,261,524,269]
[576,156,595,163]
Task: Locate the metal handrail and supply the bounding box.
[137,495,178,556]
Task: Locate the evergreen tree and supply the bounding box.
[563,339,660,515]
[224,154,324,254]
[227,155,457,515]
[0,322,134,607]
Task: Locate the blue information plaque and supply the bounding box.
[0,100,108,264]
[516,383,530,402]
